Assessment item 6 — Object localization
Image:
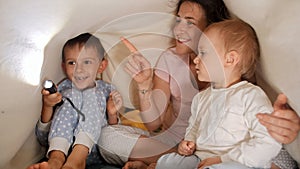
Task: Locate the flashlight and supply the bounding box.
[43,80,84,121]
[43,80,57,94]
[43,80,64,107]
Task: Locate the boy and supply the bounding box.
[156,19,281,169]
[27,33,122,169]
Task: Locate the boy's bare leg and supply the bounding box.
[26,162,50,169]
[26,151,65,169]
[62,144,88,169]
[48,150,66,169]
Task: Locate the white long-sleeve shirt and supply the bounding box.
[185,81,281,168]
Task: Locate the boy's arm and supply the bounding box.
[35,120,51,147]
[40,89,62,122]
[36,88,62,146]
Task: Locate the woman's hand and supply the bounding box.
[257,94,300,144]
[122,37,153,88]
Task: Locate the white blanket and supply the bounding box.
[0,0,299,168]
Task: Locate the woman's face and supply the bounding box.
[173,1,207,55]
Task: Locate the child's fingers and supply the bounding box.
[110,90,121,97]
[110,91,123,111]
[111,91,122,102]
[121,37,138,53]
[41,88,50,95]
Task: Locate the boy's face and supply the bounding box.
[194,28,226,83]
[62,44,101,90]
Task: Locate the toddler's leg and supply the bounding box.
[272,148,298,169]
[156,152,200,169]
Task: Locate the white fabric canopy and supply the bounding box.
[0,0,299,168]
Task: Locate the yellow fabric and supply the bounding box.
[120,110,148,131]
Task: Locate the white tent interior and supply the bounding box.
[0,0,299,168]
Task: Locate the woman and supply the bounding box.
[99,0,300,169]
[99,0,230,168]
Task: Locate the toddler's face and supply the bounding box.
[63,45,100,90]
[194,29,226,84]
[173,1,207,55]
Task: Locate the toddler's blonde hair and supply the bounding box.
[205,19,260,79]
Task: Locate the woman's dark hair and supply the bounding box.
[175,0,231,25]
[62,33,105,62]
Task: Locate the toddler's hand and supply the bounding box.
[178,140,195,156]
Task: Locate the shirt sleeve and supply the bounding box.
[221,87,282,168]
[35,119,51,147]
[185,93,201,142]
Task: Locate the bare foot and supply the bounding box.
[123,161,148,169]
[26,161,51,169]
[147,163,156,169]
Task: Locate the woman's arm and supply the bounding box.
[125,53,171,131]
[123,38,171,131]
[138,74,171,131]
[36,88,62,146]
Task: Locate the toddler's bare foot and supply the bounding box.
[123,161,148,169]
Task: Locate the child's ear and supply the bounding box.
[97,58,108,73]
[225,50,239,67]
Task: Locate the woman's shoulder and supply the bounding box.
[156,47,186,67]
[160,47,177,58]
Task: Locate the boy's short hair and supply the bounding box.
[206,19,260,79]
[62,33,105,62]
